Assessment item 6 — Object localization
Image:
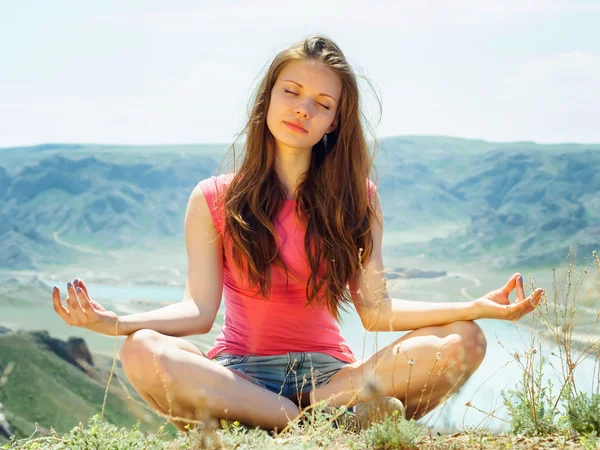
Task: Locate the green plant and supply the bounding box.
[580,430,599,450]
[361,410,424,450]
[217,422,273,449]
[501,352,559,436]
[6,414,171,450]
[565,392,600,435]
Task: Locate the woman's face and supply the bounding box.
[266,60,341,152]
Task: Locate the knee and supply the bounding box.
[456,320,487,352]
[119,329,165,381]
[443,321,487,374]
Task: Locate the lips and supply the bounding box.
[283,121,308,133]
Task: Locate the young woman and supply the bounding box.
[51,35,544,433]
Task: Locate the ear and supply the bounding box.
[325,116,339,134]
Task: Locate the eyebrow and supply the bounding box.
[283,80,337,103]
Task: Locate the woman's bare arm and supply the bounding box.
[116,301,212,337]
[53,183,224,337]
[349,192,544,332]
[119,183,224,336]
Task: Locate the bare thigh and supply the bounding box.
[118,329,301,432]
[311,320,487,419]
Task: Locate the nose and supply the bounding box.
[295,100,313,119]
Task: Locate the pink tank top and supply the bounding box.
[199,173,375,363]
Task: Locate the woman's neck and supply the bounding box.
[274,145,311,199]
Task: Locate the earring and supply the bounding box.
[323,133,328,148]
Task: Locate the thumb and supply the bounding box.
[502,273,520,296]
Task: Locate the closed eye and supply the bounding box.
[284,89,331,110]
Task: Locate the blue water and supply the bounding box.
[46,281,599,431]
[78,283,186,304]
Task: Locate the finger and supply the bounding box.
[515,300,534,320]
[529,288,543,301]
[52,286,71,323]
[66,282,86,323]
[75,286,93,313]
[501,273,520,298]
[511,289,543,320]
[516,274,526,302]
[532,288,544,306]
[73,278,90,298]
[502,301,527,321]
[74,279,103,312]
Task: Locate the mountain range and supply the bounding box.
[0,136,598,274]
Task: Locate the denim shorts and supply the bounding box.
[214,352,350,398]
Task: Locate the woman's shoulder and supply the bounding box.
[366,177,377,200]
[195,173,236,235]
[199,172,236,187]
[197,172,236,197]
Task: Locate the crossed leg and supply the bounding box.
[118,329,300,432]
[311,320,488,420]
[119,320,487,432]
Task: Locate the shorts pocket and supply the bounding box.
[229,355,250,365]
[306,356,348,386]
[215,354,250,367]
[308,367,334,386]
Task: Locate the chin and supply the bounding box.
[276,140,310,151]
[270,132,312,150]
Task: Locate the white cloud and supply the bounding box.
[492,51,600,142]
[0,61,256,146]
[505,50,600,88]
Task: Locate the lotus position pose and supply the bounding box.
[51,35,544,433]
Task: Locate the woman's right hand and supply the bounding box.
[52,278,120,336]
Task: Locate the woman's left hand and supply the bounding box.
[474,272,544,321]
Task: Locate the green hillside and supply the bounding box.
[0,330,174,444]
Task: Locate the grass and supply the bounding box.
[1,249,600,449]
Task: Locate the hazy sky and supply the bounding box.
[1,0,599,147]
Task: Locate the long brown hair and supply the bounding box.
[219,34,380,321]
